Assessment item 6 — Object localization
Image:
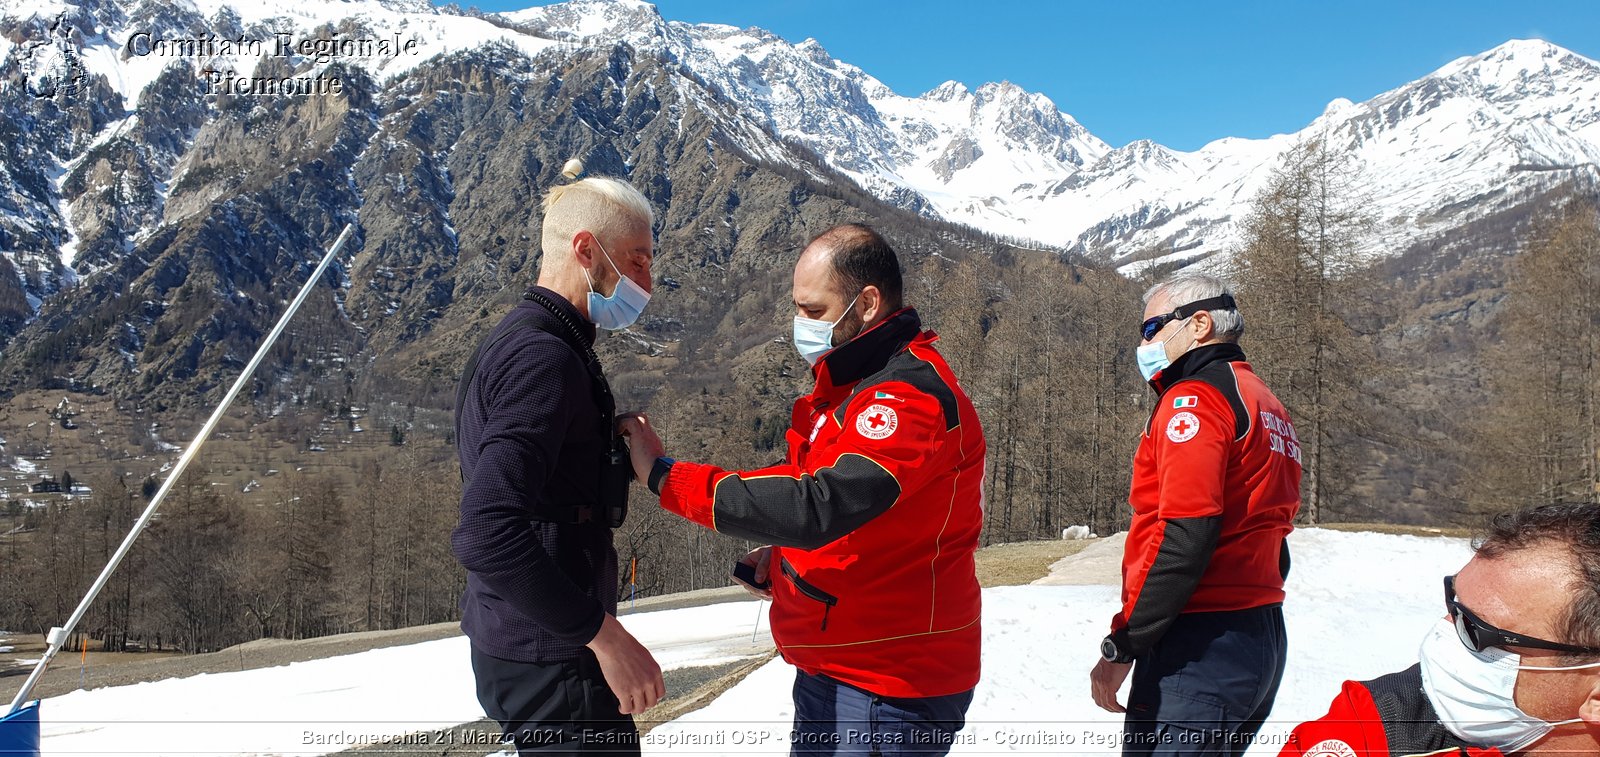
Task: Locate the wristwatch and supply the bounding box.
[648,456,675,495]
[1100,634,1134,664]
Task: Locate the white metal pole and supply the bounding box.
[6,223,354,715]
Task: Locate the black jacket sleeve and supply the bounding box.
[1111,515,1223,658]
[656,385,945,551]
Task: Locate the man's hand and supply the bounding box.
[616,413,664,484]
[734,546,773,600]
[1090,658,1133,713]
[586,613,665,715]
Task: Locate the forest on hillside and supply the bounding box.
[2,140,1597,654]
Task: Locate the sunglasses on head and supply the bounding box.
[1444,574,1600,655]
[1140,294,1238,341]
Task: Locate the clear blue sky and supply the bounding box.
[452,0,1600,151]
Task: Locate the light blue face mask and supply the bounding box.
[793,293,860,366]
[583,237,650,331]
[1136,316,1192,382]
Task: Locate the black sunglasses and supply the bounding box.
[1140,294,1238,341]
[1444,574,1600,655]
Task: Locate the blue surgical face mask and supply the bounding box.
[582,238,650,331]
[793,293,861,366]
[1136,316,1192,382]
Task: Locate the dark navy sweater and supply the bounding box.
[451,287,616,663]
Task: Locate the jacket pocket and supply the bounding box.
[781,557,838,631]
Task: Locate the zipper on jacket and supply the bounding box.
[781,557,838,631]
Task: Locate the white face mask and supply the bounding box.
[1418,617,1600,752]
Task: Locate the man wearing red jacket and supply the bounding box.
[1091,273,1302,756]
[623,223,984,755]
[1280,503,1600,757]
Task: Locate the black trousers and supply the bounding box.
[470,645,640,755]
[1122,604,1287,757]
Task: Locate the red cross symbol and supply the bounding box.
[1173,419,1193,436]
[867,413,887,429]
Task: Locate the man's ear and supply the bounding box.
[572,231,596,269]
[1577,676,1600,725]
[1190,310,1216,343]
[859,285,883,324]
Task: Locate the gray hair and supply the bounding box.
[1142,273,1245,342]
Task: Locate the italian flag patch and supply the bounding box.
[1173,395,1198,409]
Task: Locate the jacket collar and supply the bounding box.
[1150,342,1246,394]
[815,308,922,389]
[524,286,596,347]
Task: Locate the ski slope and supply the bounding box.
[32,528,1472,755]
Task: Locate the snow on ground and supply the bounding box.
[30,528,1471,756]
[36,601,773,755]
[647,528,1472,755]
[2,633,39,673]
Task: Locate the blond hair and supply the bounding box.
[540,159,653,262]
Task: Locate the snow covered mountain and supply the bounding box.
[501,2,1600,269]
[8,0,1077,404]
[1,0,1597,317]
[502,0,1114,232]
[1053,38,1600,271]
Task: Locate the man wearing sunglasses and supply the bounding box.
[1090,273,1303,756]
[1280,503,1600,757]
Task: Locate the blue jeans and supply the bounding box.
[1123,604,1287,757]
[790,670,973,756]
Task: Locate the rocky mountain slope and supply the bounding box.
[0,0,1051,426]
[5,0,1597,338]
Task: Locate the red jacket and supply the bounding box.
[1109,343,1301,658]
[656,309,985,698]
[1281,665,1502,757]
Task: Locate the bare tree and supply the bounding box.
[1470,198,1600,508]
[1232,136,1377,524]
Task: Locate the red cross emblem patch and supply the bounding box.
[1304,740,1357,757]
[1166,411,1200,443]
[855,404,899,440]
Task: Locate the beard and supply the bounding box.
[831,306,865,348]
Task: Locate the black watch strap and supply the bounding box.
[648,457,675,495]
[1101,634,1134,664]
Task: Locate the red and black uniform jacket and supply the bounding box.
[652,309,985,698]
[1280,665,1502,757]
[1109,342,1302,659]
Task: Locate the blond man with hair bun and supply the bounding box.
[452,159,660,754]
